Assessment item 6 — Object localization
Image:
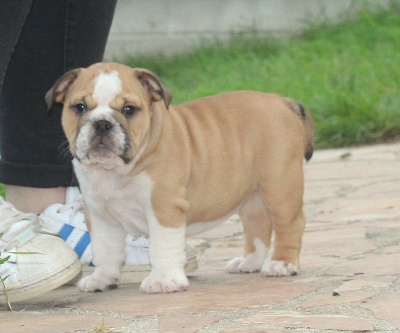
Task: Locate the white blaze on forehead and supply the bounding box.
[90,70,122,122]
[93,70,122,105]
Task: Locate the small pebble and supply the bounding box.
[340,152,352,159]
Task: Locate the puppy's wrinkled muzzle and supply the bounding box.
[74,117,129,167]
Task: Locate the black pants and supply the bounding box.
[0,0,116,187]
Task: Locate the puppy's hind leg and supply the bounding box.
[260,161,306,277]
[261,209,305,277]
[226,192,272,273]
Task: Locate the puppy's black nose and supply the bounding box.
[94,120,113,136]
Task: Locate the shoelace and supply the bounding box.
[0,198,38,251]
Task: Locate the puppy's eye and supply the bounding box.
[122,105,140,117]
[72,103,87,114]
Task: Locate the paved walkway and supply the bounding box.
[1,143,400,333]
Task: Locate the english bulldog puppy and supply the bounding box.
[46,63,313,294]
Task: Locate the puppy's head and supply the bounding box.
[46,63,171,169]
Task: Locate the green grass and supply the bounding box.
[123,1,400,149]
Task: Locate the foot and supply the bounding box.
[226,239,268,273]
[0,197,80,304]
[139,268,189,294]
[77,267,120,292]
[226,256,263,273]
[40,187,198,284]
[261,260,298,277]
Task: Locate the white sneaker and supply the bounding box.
[0,197,81,304]
[40,188,198,284]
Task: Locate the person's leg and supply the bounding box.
[5,186,65,214]
[0,0,71,213]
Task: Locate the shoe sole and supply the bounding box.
[0,258,81,304]
[68,257,198,285]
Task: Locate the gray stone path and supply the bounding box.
[1,143,400,332]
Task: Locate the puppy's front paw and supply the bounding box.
[140,269,188,294]
[261,260,298,277]
[226,257,262,273]
[78,274,119,292]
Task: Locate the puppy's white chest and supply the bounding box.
[74,162,153,235]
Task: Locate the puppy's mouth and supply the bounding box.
[91,134,130,160]
[90,134,121,151]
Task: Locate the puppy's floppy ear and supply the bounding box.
[45,68,82,110]
[134,68,172,109]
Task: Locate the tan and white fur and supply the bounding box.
[46,63,314,294]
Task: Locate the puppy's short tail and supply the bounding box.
[283,97,314,161]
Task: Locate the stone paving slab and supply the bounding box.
[1,143,400,332]
[238,312,375,331]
